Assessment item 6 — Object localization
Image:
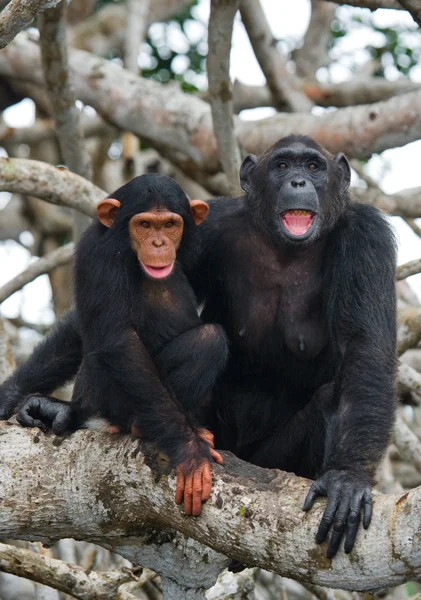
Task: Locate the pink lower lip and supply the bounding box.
[141,262,174,279]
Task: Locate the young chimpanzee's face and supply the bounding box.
[240,135,351,246]
[129,209,184,279]
[96,174,208,280]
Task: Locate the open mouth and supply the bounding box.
[141,262,174,279]
[281,210,316,237]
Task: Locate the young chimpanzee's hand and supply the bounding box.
[302,469,372,558]
[175,429,223,517]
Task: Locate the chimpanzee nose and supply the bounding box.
[153,238,164,247]
[291,179,306,188]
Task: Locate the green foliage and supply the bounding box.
[329,8,421,78]
[94,0,206,92]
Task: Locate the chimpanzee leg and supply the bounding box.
[155,323,228,426]
[0,310,81,419]
[246,382,335,479]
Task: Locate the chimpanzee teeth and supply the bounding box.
[289,210,311,216]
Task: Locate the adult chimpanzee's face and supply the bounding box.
[240,137,351,246]
[267,142,328,242]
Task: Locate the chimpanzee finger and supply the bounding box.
[201,462,212,502]
[326,498,351,558]
[17,412,48,432]
[210,448,223,464]
[362,488,373,529]
[192,469,204,516]
[344,491,363,554]
[302,480,325,511]
[316,487,340,544]
[184,473,194,516]
[175,469,185,506]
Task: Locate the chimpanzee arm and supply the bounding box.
[0,310,82,419]
[155,322,228,426]
[89,325,218,516]
[303,204,397,557]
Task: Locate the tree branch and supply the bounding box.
[398,309,421,355]
[69,0,195,56]
[0,157,105,216]
[398,362,421,405]
[0,423,421,595]
[239,0,313,113]
[324,0,403,9]
[231,78,421,112]
[121,0,150,179]
[0,0,62,49]
[397,258,421,280]
[0,114,116,146]
[294,0,336,79]
[2,35,421,171]
[394,414,421,473]
[38,1,92,239]
[398,0,421,26]
[0,243,74,304]
[207,0,242,195]
[0,543,155,600]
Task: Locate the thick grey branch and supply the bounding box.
[207,0,242,195]
[357,185,421,218]
[38,1,92,239]
[0,157,104,215]
[231,78,421,112]
[3,35,421,170]
[0,424,421,593]
[0,0,61,49]
[398,0,421,26]
[0,243,74,304]
[239,0,313,113]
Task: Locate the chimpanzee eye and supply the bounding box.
[165,220,175,229]
[308,162,318,171]
[279,162,288,170]
[140,221,150,228]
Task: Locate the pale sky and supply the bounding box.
[1,0,421,325]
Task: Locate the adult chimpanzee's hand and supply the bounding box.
[175,429,223,517]
[302,469,372,558]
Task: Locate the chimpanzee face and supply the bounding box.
[95,174,209,280]
[240,136,351,246]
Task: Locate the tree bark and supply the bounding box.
[0,424,421,595]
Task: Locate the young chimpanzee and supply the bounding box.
[1,174,228,516]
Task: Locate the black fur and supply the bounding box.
[0,137,397,557]
[1,174,228,473]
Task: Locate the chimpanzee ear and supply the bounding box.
[96,198,121,228]
[334,153,351,192]
[240,154,258,193]
[189,200,209,226]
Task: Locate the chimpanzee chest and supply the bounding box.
[229,242,327,361]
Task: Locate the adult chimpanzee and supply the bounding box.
[0,136,396,558]
[0,174,228,517]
